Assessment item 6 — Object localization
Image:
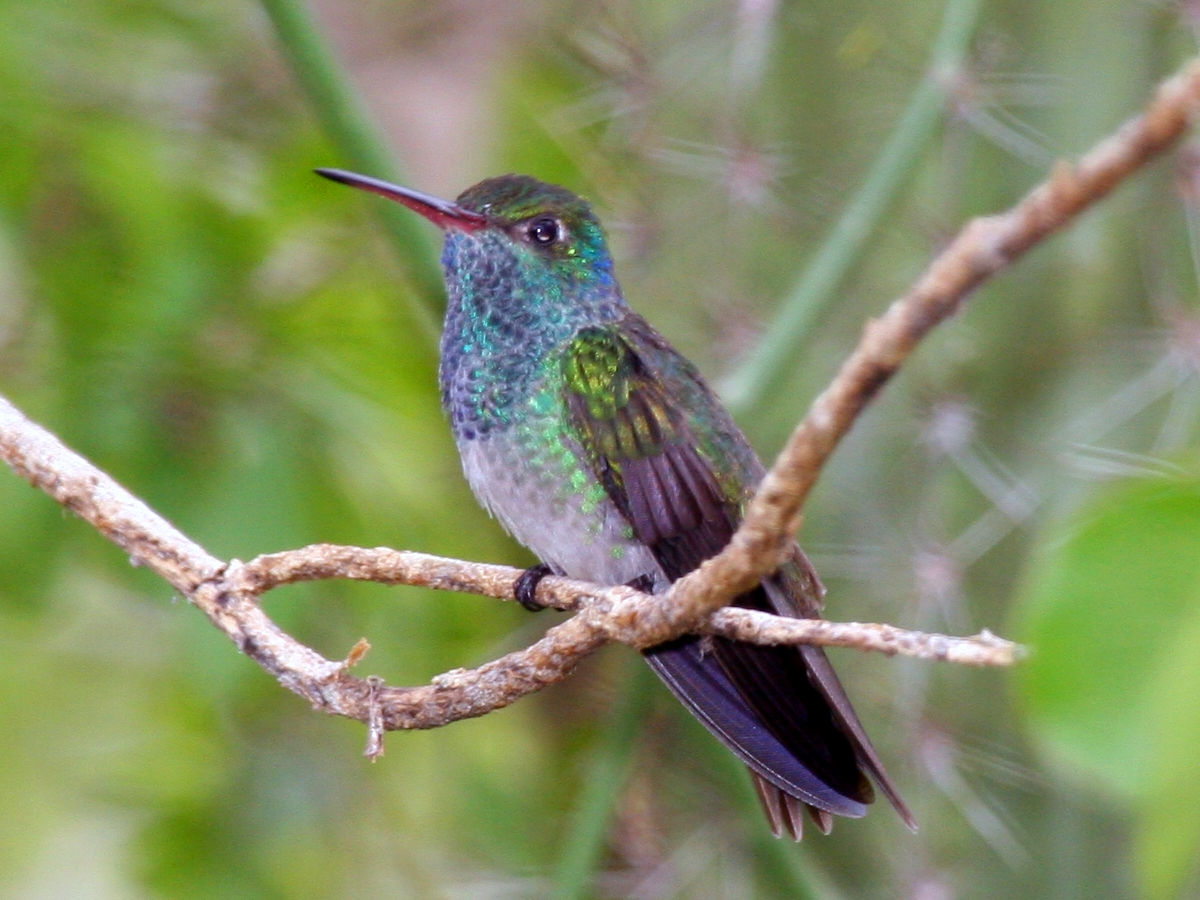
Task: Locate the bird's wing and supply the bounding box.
[559,316,912,835]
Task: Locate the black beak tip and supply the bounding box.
[311,167,486,231]
[314,167,351,184]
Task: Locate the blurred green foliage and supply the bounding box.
[2,0,1200,897]
[1017,473,1200,900]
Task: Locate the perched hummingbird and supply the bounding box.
[317,168,915,839]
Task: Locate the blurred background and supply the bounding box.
[2,0,1200,897]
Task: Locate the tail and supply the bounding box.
[643,606,915,839]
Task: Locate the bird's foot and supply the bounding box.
[625,574,656,594]
[514,563,554,611]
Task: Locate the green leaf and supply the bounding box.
[1016,476,1200,795]
[1135,596,1200,900]
[1015,474,1200,897]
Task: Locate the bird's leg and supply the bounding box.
[514,563,555,611]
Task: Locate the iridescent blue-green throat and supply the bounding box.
[316,167,915,840]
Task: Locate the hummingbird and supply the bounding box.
[317,167,915,840]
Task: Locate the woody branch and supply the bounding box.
[0,398,1018,739]
[4,54,1200,745]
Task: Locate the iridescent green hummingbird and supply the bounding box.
[317,168,915,839]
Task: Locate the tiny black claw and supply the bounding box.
[626,573,656,593]
[514,563,555,611]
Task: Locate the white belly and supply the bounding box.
[457,433,666,590]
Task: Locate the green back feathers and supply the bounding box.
[558,322,733,547]
[562,327,677,463]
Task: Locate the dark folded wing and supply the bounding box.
[560,316,912,833]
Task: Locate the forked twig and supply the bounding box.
[5,55,1199,740]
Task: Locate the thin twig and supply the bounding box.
[231,543,1022,666]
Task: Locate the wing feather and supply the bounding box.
[559,315,914,835]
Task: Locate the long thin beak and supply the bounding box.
[315,168,487,232]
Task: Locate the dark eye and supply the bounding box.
[527,217,560,245]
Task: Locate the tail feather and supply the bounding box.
[644,635,872,819]
[643,608,916,834]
